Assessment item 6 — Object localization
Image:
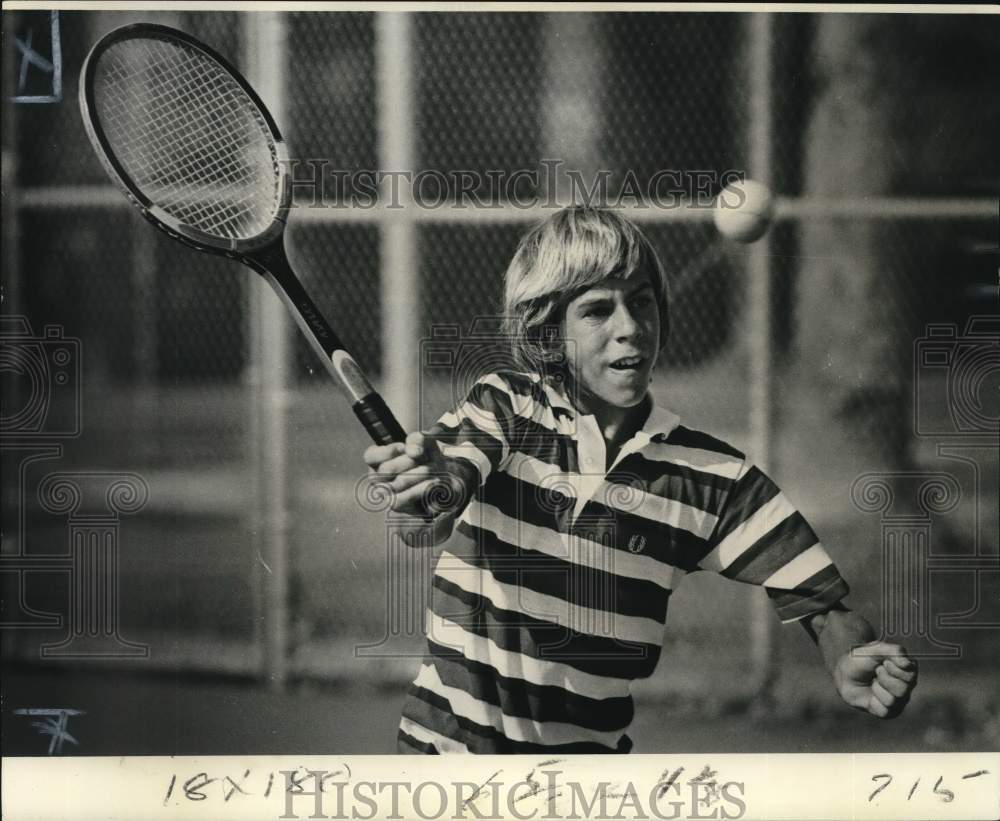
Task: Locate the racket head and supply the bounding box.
[79,23,291,255]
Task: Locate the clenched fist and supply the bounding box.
[834,641,918,719]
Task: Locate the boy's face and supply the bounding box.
[561,274,660,414]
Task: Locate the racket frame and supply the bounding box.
[79,23,291,256]
[78,23,406,446]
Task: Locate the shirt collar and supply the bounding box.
[638,402,681,442]
[541,376,680,444]
[540,375,575,415]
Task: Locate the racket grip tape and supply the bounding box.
[353,392,406,445]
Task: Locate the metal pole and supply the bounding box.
[541,13,604,203]
[2,14,20,318]
[747,12,777,705]
[130,210,157,461]
[245,11,291,689]
[376,12,418,432]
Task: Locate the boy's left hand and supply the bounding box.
[834,641,918,719]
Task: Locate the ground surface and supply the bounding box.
[3,660,997,756]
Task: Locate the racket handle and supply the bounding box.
[353,392,407,445]
[249,244,407,446]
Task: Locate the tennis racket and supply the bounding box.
[78,23,406,446]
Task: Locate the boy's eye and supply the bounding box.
[583,305,611,318]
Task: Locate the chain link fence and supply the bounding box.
[3,10,996,694]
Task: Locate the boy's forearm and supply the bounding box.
[803,603,917,718]
[388,455,478,548]
[440,456,479,515]
[804,605,876,677]
[407,457,477,547]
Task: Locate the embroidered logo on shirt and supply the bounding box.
[627,534,647,554]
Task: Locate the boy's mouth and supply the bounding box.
[608,355,647,372]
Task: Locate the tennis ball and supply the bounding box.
[713,178,774,243]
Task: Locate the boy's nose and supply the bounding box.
[613,305,640,339]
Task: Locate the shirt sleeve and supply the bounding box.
[433,373,520,487]
[699,460,850,623]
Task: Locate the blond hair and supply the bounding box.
[502,207,670,373]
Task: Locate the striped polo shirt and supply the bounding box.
[397,370,849,754]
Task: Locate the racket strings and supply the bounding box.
[103,41,271,234]
[116,41,272,236]
[93,37,280,241]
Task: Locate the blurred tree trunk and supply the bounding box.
[784,12,997,512]
[784,15,914,491]
[783,15,997,646]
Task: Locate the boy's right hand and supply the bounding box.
[363,428,471,520]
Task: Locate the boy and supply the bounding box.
[364,207,918,754]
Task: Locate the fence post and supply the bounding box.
[244,11,291,690]
[541,13,604,203]
[746,11,777,706]
[130,210,158,460]
[376,12,418,431]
